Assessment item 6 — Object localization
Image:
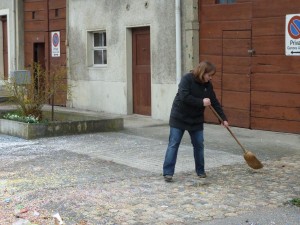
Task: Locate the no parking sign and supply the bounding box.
[285,14,300,56]
[51,31,60,57]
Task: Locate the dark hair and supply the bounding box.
[191,61,216,83]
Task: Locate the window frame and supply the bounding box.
[87,30,107,67]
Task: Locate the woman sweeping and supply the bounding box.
[163,61,229,182]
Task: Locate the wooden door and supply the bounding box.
[222,30,252,128]
[1,16,8,80]
[132,27,151,115]
[23,0,67,106]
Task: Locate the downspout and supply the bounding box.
[14,0,19,70]
[13,0,17,71]
[175,0,181,84]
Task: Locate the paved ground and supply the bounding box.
[0,110,299,224]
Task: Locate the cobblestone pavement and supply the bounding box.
[0,110,300,225]
[0,130,299,225]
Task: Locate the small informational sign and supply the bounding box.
[51,31,60,57]
[285,14,300,56]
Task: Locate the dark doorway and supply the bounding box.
[33,43,45,98]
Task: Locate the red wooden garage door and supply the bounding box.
[199,0,300,133]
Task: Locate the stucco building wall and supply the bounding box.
[0,0,24,86]
[67,0,198,120]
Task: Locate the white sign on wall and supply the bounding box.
[285,14,300,56]
[51,31,60,57]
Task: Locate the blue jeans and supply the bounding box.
[163,127,205,176]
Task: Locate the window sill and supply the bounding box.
[88,65,107,69]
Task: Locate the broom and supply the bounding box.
[209,105,263,169]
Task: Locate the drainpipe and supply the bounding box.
[14,0,20,70]
[175,0,181,85]
[13,0,17,71]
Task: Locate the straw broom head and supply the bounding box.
[244,150,264,169]
[208,105,264,170]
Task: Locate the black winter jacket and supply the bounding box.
[169,73,227,131]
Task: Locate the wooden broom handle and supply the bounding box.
[209,105,247,153]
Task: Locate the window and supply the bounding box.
[216,0,236,4]
[93,32,107,65]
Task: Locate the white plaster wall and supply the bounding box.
[68,0,199,121]
[0,5,11,86]
[0,0,24,87]
[0,21,3,79]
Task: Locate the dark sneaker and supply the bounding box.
[164,175,173,182]
[198,173,207,178]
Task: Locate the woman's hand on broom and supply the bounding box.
[203,98,211,106]
[221,121,229,128]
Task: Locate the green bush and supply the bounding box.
[4,62,71,121]
[289,198,300,207]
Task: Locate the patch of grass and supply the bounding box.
[289,198,300,207]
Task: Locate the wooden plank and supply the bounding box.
[200,55,222,68]
[223,56,250,74]
[252,55,300,74]
[223,39,250,56]
[24,32,46,42]
[24,1,47,11]
[251,91,300,107]
[253,0,300,18]
[252,105,300,121]
[49,8,66,19]
[24,21,48,32]
[200,39,222,55]
[214,88,222,102]
[211,73,222,90]
[200,3,252,22]
[49,19,66,31]
[252,17,285,37]
[223,30,251,39]
[252,36,284,55]
[24,10,47,21]
[200,0,216,5]
[55,55,67,65]
[252,73,300,93]
[237,0,253,3]
[251,117,300,134]
[222,73,250,92]
[222,90,250,110]
[200,20,251,39]
[48,0,66,9]
[223,107,250,128]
